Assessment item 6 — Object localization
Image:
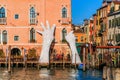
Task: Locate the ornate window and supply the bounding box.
[30,7,36,24]
[0,7,6,24]
[30,28,36,42]
[62,7,67,18]
[0,7,5,18]
[62,28,67,42]
[2,30,7,44]
[30,7,36,18]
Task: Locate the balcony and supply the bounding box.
[30,18,37,25]
[98,30,103,37]
[99,18,103,23]
[29,39,37,43]
[3,41,7,44]
[61,18,70,25]
[0,18,6,25]
[61,39,67,43]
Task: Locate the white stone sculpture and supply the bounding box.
[36,21,56,63]
[65,31,81,64]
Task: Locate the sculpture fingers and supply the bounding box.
[46,20,50,29]
[68,31,74,36]
[66,31,73,38]
[51,24,56,34]
[40,22,46,30]
[36,30,43,35]
[65,31,75,42]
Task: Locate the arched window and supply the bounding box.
[62,7,67,18]
[2,30,7,44]
[0,7,5,18]
[62,28,67,42]
[30,7,36,18]
[30,28,35,42]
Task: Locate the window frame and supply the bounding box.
[0,7,5,18]
[62,28,67,42]
[30,7,36,19]
[30,28,36,42]
[62,7,67,18]
[15,14,19,19]
[14,36,19,41]
[2,30,7,44]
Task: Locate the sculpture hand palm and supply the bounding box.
[65,31,81,64]
[36,21,56,63]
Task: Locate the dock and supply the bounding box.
[0,57,73,69]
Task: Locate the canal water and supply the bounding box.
[0,68,102,80]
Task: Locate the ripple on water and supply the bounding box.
[0,68,103,80]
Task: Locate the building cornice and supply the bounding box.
[108,10,120,17]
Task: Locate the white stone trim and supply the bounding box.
[0,26,71,29]
[5,43,67,46]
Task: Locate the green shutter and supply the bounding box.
[112,19,114,28]
[118,34,120,41]
[118,18,120,28]
[101,24,103,32]
[109,20,111,28]
[116,34,118,42]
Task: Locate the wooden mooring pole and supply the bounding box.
[83,47,86,71]
[8,45,11,73]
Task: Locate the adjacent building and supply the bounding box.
[108,1,120,46]
[95,0,111,46]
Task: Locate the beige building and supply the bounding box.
[108,1,120,45]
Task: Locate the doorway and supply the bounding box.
[11,48,21,56]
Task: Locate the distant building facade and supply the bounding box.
[73,26,86,43]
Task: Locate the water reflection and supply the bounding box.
[0,68,102,80]
[76,69,102,80]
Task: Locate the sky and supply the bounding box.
[72,0,103,25]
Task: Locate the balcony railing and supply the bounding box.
[61,18,70,25]
[0,18,6,25]
[98,30,103,37]
[29,39,37,43]
[3,41,7,44]
[61,39,67,43]
[30,18,37,25]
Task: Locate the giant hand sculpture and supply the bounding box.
[36,21,56,63]
[65,31,81,64]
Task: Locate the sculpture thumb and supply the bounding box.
[52,24,56,33]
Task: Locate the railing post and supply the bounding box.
[63,56,64,69]
[0,18,6,25]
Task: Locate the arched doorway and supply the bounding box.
[11,48,21,56]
